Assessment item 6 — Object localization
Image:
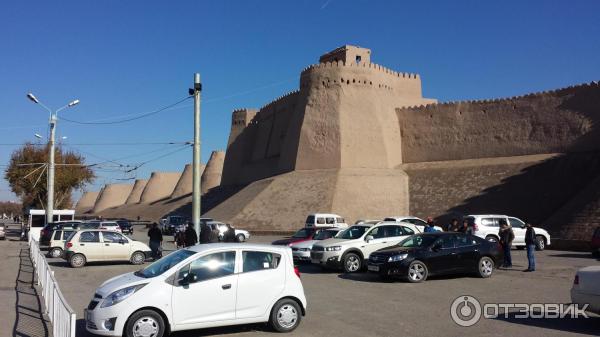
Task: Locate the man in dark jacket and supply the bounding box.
[498,220,514,268]
[184,223,198,247]
[524,222,536,272]
[199,222,211,244]
[222,224,236,242]
[147,223,163,260]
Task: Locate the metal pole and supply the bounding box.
[47,113,56,224]
[192,73,202,235]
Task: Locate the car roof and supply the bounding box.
[466,214,509,218]
[384,216,421,220]
[185,243,291,254]
[308,213,343,218]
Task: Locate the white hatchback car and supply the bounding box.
[85,244,307,337]
[64,230,151,268]
[571,266,600,315]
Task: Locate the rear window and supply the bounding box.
[242,251,281,273]
[305,215,315,224]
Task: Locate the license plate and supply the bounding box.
[368,265,380,272]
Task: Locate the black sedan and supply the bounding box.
[367,232,503,283]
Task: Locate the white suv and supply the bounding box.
[311,221,421,273]
[85,243,307,336]
[64,230,151,268]
[465,215,551,250]
[383,216,444,232]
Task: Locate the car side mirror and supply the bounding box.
[365,235,374,242]
[119,239,126,245]
[178,272,197,286]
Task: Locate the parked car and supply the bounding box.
[571,266,600,315]
[367,232,503,282]
[47,229,76,258]
[305,213,348,229]
[116,219,134,235]
[0,223,5,240]
[311,221,421,273]
[63,230,151,268]
[40,221,80,245]
[272,227,335,246]
[84,243,307,336]
[160,215,199,234]
[591,227,600,258]
[383,216,444,232]
[291,228,342,262]
[207,221,251,242]
[464,215,551,250]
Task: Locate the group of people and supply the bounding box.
[146,221,238,260]
[423,216,537,272]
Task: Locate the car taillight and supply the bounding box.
[294,266,301,278]
[66,242,73,248]
[574,275,579,285]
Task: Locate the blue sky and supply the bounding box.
[1,0,599,202]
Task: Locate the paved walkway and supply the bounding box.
[0,224,50,337]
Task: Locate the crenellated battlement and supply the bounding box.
[258,89,300,113]
[300,61,421,80]
[397,80,600,111]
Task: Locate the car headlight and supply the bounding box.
[101,284,147,308]
[325,246,342,251]
[388,253,408,262]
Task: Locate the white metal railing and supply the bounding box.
[29,235,77,337]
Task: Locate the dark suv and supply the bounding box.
[116,219,133,235]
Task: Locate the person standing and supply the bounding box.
[147,223,163,260]
[447,219,459,232]
[199,222,211,244]
[184,223,198,247]
[222,224,236,242]
[524,222,536,272]
[498,220,514,268]
[208,224,220,243]
[424,217,436,233]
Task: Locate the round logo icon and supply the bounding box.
[450,295,482,327]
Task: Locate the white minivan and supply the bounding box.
[305,213,348,228]
[85,243,307,337]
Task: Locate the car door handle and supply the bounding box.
[80,244,85,246]
[222,284,231,290]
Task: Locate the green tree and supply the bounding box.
[4,143,95,210]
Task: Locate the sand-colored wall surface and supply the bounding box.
[140,172,181,203]
[74,191,99,213]
[125,179,148,204]
[201,151,224,194]
[92,184,134,213]
[171,164,204,198]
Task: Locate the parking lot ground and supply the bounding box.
[45,225,600,337]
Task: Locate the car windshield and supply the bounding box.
[314,229,338,240]
[337,226,368,240]
[135,249,197,278]
[398,235,437,248]
[292,228,312,238]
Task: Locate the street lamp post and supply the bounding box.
[27,93,79,223]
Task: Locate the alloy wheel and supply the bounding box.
[408,263,425,281]
[346,255,360,272]
[480,258,493,276]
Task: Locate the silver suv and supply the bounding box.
[310,221,421,273]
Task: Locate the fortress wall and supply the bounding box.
[404,152,600,238]
[398,82,600,163]
[202,151,225,194]
[75,191,99,214]
[125,179,148,204]
[92,184,134,213]
[228,109,258,147]
[139,172,182,203]
[171,163,203,198]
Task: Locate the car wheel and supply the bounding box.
[535,236,546,251]
[236,233,246,242]
[406,260,428,283]
[477,256,494,278]
[69,253,86,268]
[125,309,165,337]
[343,253,362,273]
[269,298,302,332]
[49,247,63,258]
[485,235,498,243]
[130,251,146,265]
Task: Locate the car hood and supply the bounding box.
[96,272,149,297]
[291,240,317,249]
[272,237,308,245]
[315,238,357,247]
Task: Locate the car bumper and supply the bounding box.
[310,251,342,268]
[0,230,5,238]
[85,306,126,336]
[366,260,411,277]
[292,250,311,261]
[571,288,600,315]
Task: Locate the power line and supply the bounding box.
[58,96,192,125]
[0,141,191,146]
